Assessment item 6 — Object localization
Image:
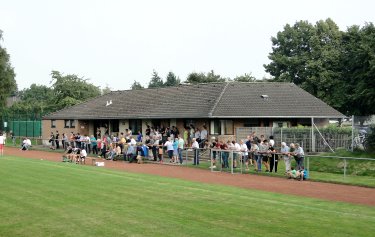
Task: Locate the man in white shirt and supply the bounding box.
[164,137,174,162]
[191,138,200,165]
[80,148,87,164]
[200,125,208,148]
[280,142,291,172]
[178,136,184,164]
[130,136,137,146]
[239,140,249,170]
[21,137,31,150]
[0,132,4,156]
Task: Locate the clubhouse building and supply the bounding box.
[42,82,344,142]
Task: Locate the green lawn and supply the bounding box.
[0,156,374,237]
[190,158,375,188]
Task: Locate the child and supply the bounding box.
[158,140,163,163]
[80,148,87,164]
[287,167,297,179]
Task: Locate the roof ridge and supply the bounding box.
[208,82,229,117]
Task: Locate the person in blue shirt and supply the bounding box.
[137,131,143,143]
[173,138,179,163]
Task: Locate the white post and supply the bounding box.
[351,115,354,152]
[311,117,315,152]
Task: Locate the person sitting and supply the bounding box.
[286,167,304,181]
[21,137,32,150]
[107,147,117,161]
[79,148,87,164]
[62,145,73,162]
[72,147,81,163]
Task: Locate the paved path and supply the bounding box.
[4,147,375,206]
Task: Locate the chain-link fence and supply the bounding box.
[235,116,375,153]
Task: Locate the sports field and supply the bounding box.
[0,155,374,237]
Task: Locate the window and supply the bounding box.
[51,120,56,128]
[210,120,233,135]
[64,119,75,128]
[129,119,142,134]
[223,120,233,135]
[244,118,260,127]
[210,120,221,135]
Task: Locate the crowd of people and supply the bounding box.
[50,126,307,180]
[208,132,307,180]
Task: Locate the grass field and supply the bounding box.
[0,156,374,237]
[190,158,375,188]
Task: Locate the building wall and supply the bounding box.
[42,119,79,145]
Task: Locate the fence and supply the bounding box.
[304,155,375,187]
[1,112,42,137]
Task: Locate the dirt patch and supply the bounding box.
[4,147,375,206]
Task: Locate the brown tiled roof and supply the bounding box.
[43,82,344,120]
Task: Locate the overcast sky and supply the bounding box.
[1,0,374,91]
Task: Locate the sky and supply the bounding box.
[1,0,374,91]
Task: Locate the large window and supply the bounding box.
[210,120,221,135]
[129,119,142,134]
[210,120,233,135]
[51,120,56,128]
[64,119,75,128]
[223,120,233,135]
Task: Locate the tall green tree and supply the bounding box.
[148,70,164,88]
[164,71,180,87]
[131,80,144,90]
[50,71,101,110]
[264,19,347,113]
[340,23,375,116]
[0,30,17,108]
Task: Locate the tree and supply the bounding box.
[131,80,144,90]
[0,30,17,108]
[340,23,375,116]
[164,71,180,87]
[148,70,164,88]
[50,71,101,110]
[185,70,225,84]
[264,19,348,113]
[8,84,55,116]
[101,83,112,94]
[233,73,256,82]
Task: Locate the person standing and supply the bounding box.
[55,131,60,149]
[152,135,159,161]
[239,139,249,171]
[62,133,68,150]
[280,142,291,173]
[91,135,98,155]
[183,127,189,146]
[178,136,184,165]
[251,141,261,172]
[191,138,200,165]
[268,142,278,173]
[49,132,55,150]
[164,137,174,163]
[85,134,91,153]
[0,132,4,156]
[200,125,208,148]
[294,143,305,170]
[259,140,270,172]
